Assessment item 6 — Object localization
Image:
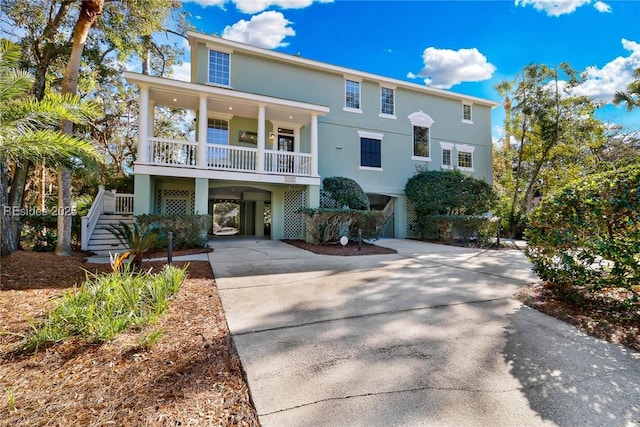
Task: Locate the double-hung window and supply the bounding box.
[440,142,454,169]
[380,86,395,117]
[462,103,473,124]
[207,119,228,145]
[208,49,230,86]
[455,144,475,171]
[345,79,361,111]
[358,131,383,169]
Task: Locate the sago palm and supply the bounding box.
[107,221,166,270]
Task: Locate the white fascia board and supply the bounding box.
[187,31,499,109]
[124,71,330,115]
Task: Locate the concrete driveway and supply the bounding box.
[209,239,640,427]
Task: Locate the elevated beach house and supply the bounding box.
[82,30,497,252]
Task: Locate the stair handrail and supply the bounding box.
[81,186,107,251]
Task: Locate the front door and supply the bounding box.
[277,129,294,172]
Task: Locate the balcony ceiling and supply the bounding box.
[122,70,328,126]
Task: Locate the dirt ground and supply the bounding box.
[0,249,259,426]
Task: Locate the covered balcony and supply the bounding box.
[124,72,330,185]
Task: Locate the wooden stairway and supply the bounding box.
[85,213,134,256]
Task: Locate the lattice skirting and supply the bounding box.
[283,190,307,239]
[157,189,195,215]
[406,199,420,238]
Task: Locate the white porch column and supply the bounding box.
[254,200,265,237]
[198,95,208,168]
[311,113,319,176]
[257,104,266,172]
[194,178,208,214]
[138,85,149,162]
[133,174,152,215]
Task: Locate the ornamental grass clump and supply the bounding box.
[22,264,186,353]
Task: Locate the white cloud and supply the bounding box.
[593,1,612,13]
[221,11,295,49]
[185,0,225,7]
[514,0,591,16]
[571,39,640,103]
[234,0,332,14]
[170,62,191,82]
[181,0,333,14]
[409,47,496,89]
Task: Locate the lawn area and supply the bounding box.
[0,250,259,426]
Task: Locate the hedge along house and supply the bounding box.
[121,30,498,241]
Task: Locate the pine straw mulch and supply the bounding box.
[516,281,640,352]
[0,250,260,426]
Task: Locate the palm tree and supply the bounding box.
[0,39,100,256]
[56,0,105,256]
[494,79,513,154]
[613,68,640,112]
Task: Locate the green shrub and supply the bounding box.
[526,164,640,290]
[322,177,370,210]
[418,215,497,245]
[405,170,496,242]
[405,169,495,215]
[23,265,186,353]
[21,214,82,252]
[136,214,211,249]
[300,208,387,244]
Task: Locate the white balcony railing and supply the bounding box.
[149,137,197,166]
[207,144,256,171]
[264,150,312,175]
[145,138,314,177]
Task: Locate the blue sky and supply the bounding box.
[173,0,640,138]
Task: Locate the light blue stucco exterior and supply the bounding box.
[128,32,497,240]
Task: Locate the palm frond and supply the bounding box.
[0,129,101,165]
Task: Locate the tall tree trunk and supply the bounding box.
[8,163,30,251]
[55,0,103,256]
[1,160,17,258]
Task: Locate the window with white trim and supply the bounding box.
[408,111,434,161]
[380,86,395,116]
[455,144,475,171]
[207,119,228,145]
[413,126,430,158]
[462,103,473,123]
[440,142,454,169]
[345,79,361,110]
[208,49,230,86]
[358,131,383,169]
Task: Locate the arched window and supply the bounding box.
[408,111,434,160]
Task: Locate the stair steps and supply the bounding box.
[86,214,134,256]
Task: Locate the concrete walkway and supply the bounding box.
[210,239,640,427]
